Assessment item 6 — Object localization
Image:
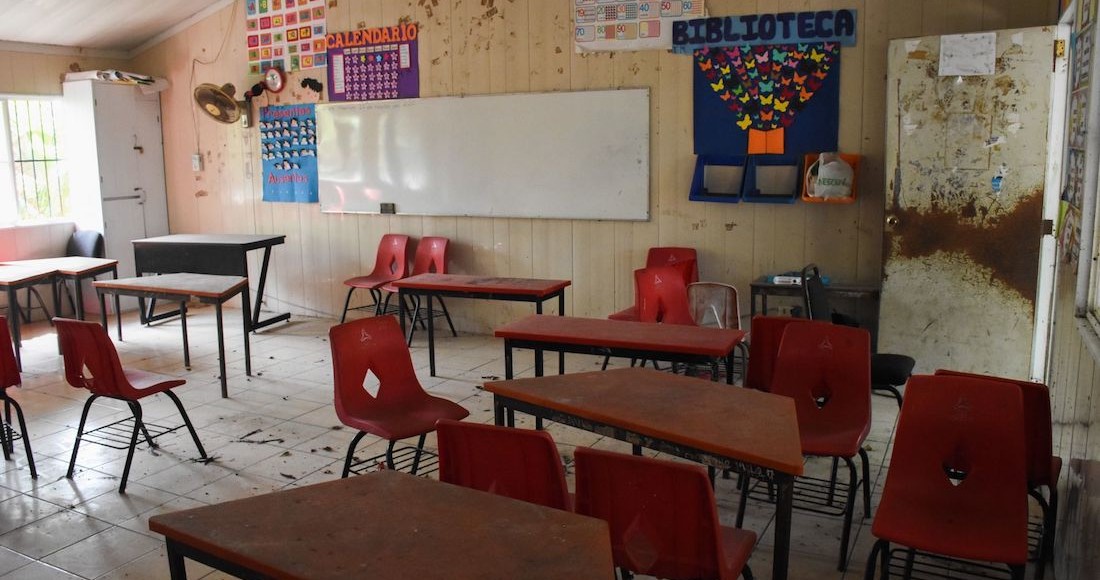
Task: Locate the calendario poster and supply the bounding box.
[326,23,420,102]
[245,0,328,75]
[260,104,318,203]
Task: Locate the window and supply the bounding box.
[0,97,68,223]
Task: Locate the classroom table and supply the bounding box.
[484,367,804,580]
[1,257,120,322]
[0,264,59,369]
[494,314,746,384]
[148,469,615,580]
[393,273,571,377]
[750,276,881,348]
[132,234,289,330]
[93,273,251,398]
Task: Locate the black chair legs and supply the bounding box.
[341,431,368,478]
[1,394,36,478]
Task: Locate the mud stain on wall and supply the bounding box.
[888,189,1043,303]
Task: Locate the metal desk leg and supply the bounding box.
[215,302,227,398]
[503,341,516,427]
[241,287,252,377]
[6,288,20,370]
[180,302,190,369]
[726,353,734,385]
[556,291,566,374]
[98,291,108,332]
[773,475,794,580]
[250,245,291,331]
[427,294,436,377]
[111,268,120,339]
[165,540,188,580]
[398,289,408,339]
[493,396,505,427]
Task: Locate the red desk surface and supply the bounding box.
[2,257,117,276]
[485,367,804,476]
[393,273,570,297]
[496,314,746,357]
[150,470,615,580]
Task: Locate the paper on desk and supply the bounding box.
[939,32,996,76]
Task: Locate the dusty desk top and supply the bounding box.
[93,273,247,299]
[393,273,571,296]
[149,469,614,580]
[485,367,804,476]
[495,314,746,356]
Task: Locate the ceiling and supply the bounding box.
[0,0,232,57]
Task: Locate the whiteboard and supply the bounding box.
[316,89,650,220]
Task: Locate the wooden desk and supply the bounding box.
[132,234,288,331]
[393,274,571,377]
[94,274,251,398]
[148,469,615,580]
[494,314,746,384]
[749,276,880,348]
[2,257,119,322]
[484,367,804,580]
[0,264,59,369]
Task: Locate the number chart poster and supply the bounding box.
[326,23,420,102]
[574,0,705,52]
[260,104,318,203]
[246,0,328,75]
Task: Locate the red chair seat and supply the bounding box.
[873,486,1028,564]
[607,305,638,321]
[799,421,871,458]
[344,272,399,290]
[341,395,468,441]
[718,526,757,578]
[123,369,186,397]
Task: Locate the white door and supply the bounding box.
[881,26,1065,380]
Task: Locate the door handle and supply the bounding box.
[886,215,899,227]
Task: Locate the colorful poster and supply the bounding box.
[245,0,328,75]
[692,43,841,158]
[260,104,318,203]
[574,0,705,52]
[326,24,420,102]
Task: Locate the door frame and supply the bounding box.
[1034,23,1073,382]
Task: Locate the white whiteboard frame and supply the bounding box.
[316,89,650,220]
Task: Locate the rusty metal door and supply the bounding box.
[882,27,1058,379]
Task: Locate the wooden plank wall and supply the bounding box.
[127,0,1056,333]
[0,50,126,96]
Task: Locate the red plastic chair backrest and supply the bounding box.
[636,266,695,326]
[770,320,871,438]
[328,315,430,424]
[646,247,700,284]
[934,369,1054,488]
[0,317,20,390]
[880,374,1027,544]
[744,315,800,392]
[573,447,730,580]
[435,419,571,511]
[54,317,135,398]
[369,234,411,280]
[412,236,448,275]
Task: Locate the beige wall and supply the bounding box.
[0,50,126,95]
[126,0,1057,330]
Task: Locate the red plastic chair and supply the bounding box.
[739,320,871,571]
[381,236,457,344]
[54,317,206,493]
[435,419,571,511]
[608,246,699,322]
[329,315,469,478]
[636,265,696,326]
[865,374,1028,580]
[934,369,1061,579]
[573,447,756,580]
[743,315,800,392]
[340,234,411,323]
[0,316,36,479]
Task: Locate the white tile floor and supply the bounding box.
[0,306,1045,579]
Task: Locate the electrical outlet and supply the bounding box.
[192,153,203,172]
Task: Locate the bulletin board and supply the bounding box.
[316,89,650,220]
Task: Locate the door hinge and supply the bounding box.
[1055,39,1066,70]
[1042,219,1054,236]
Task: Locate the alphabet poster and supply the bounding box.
[246,0,328,75]
[261,104,318,203]
[326,23,420,101]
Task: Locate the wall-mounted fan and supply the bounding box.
[194,83,251,127]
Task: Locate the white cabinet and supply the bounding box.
[63,79,169,309]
